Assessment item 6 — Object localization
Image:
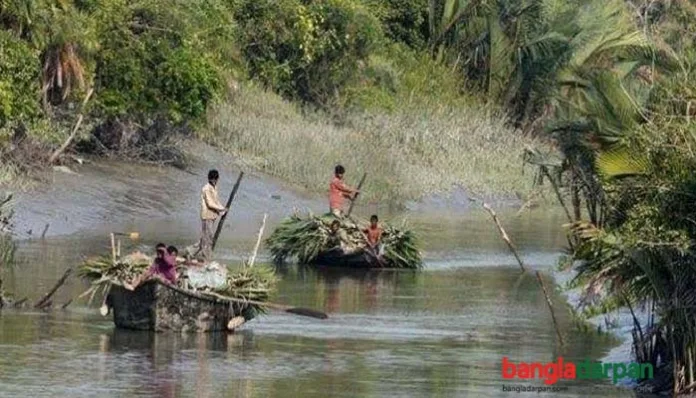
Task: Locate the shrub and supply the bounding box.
[235,0,383,105]
[0,31,40,129]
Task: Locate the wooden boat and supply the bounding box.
[106,279,257,332]
[312,247,384,268]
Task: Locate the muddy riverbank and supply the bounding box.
[10,141,522,241]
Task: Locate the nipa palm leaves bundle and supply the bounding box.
[266,212,423,269]
[222,264,277,302]
[78,253,277,302]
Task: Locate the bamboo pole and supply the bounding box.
[469,198,526,272]
[34,268,73,309]
[247,214,267,268]
[470,197,565,346]
[212,172,245,252]
[346,173,367,217]
[110,233,116,263]
[536,271,565,346]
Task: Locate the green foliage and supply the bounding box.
[235,0,383,105]
[361,0,430,49]
[0,31,40,127]
[92,1,223,122]
[340,43,469,111]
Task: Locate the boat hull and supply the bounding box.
[107,280,254,332]
[312,248,382,268]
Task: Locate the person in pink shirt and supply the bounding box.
[125,243,178,290]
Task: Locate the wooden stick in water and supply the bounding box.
[536,271,565,346]
[117,239,121,258]
[469,198,525,272]
[41,223,49,239]
[212,171,245,252]
[206,291,328,320]
[247,213,267,268]
[470,197,565,346]
[346,173,367,217]
[162,283,328,320]
[13,297,28,308]
[34,268,73,309]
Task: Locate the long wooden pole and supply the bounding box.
[469,198,526,272]
[160,282,328,320]
[469,197,565,346]
[346,173,367,217]
[34,268,73,309]
[48,88,93,164]
[247,214,267,268]
[211,172,244,252]
[536,271,565,346]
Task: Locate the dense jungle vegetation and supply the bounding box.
[2,0,696,392]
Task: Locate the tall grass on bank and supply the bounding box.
[201,85,537,202]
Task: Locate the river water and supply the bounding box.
[0,145,646,397]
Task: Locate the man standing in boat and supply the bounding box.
[195,169,228,261]
[329,165,359,217]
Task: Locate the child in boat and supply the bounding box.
[329,165,359,217]
[327,219,357,254]
[166,245,179,266]
[124,243,177,290]
[363,215,384,256]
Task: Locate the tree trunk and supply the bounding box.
[571,170,582,222]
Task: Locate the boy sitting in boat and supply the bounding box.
[124,243,178,290]
[363,215,384,256]
[327,220,358,255]
[329,165,359,217]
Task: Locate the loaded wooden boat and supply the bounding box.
[266,213,423,269]
[79,252,277,332]
[106,279,258,332]
[312,248,384,268]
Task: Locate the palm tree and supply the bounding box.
[35,1,95,109]
[2,0,95,110]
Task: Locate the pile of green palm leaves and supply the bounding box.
[78,252,277,302]
[266,212,423,269]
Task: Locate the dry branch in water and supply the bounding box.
[468,198,526,272]
[49,88,94,164]
[34,268,73,309]
[247,213,267,268]
[469,197,565,346]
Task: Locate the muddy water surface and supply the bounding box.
[1,147,644,397]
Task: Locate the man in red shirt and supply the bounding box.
[329,165,358,217]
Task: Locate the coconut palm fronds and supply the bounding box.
[218,264,277,302]
[266,213,423,269]
[380,226,422,269]
[78,253,277,306]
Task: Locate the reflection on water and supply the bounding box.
[0,209,646,397]
[1,267,639,396]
